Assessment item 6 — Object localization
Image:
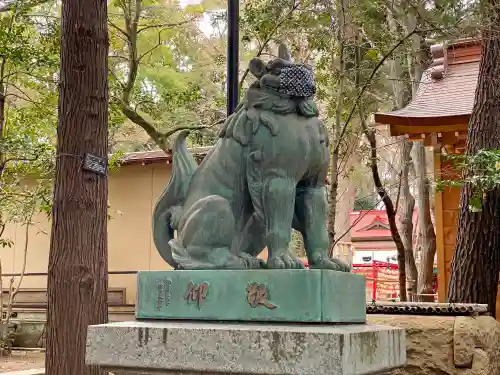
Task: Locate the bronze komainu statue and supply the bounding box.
[152,45,349,271]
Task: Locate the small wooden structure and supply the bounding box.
[374,38,500,316]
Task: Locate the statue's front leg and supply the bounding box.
[294,187,350,272]
[262,177,304,269]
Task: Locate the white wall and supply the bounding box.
[353,250,397,264]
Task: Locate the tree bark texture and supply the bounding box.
[398,140,418,301]
[414,142,437,302]
[45,0,109,374]
[448,27,500,316]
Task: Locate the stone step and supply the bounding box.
[86,321,406,375]
[2,369,45,375]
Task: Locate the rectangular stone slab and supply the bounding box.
[85,321,406,375]
[136,269,366,323]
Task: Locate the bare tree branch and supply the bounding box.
[121,104,164,147]
[138,29,163,62]
[108,19,129,39]
[136,17,197,34]
[164,125,208,139]
[2,155,38,166]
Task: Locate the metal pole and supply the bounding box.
[227,0,239,116]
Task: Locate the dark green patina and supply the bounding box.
[152,44,349,271]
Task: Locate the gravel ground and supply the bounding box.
[0,351,45,372]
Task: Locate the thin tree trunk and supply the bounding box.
[45,0,109,373]
[0,86,5,177]
[404,4,436,302]
[327,0,346,249]
[0,50,6,301]
[386,8,414,301]
[399,140,418,301]
[448,23,500,317]
[0,47,5,336]
[5,214,32,327]
[334,134,361,242]
[355,37,406,301]
[363,125,407,301]
[0,257,3,340]
[414,142,437,302]
[0,13,13,177]
[0,91,4,143]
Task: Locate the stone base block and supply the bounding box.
[3,371,45,375]
[136,269,366,323]
[86,321,406,375]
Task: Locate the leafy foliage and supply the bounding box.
[0,4,59,237]
[437,150,500,212]
[107,0,227,151]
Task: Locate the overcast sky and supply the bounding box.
[179,0,218,37]
[179,0,203,5]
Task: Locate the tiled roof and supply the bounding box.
[349,210,418,242]
[121,150,172,165]
[121,147,211,166]
[374,39,480,127]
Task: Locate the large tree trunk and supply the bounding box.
[45,0,109,373]
[448,27,500,316]
[414,142,437,302]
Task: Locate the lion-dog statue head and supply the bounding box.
[218,44,324,147]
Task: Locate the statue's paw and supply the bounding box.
[309,255,350,272]
[309,255,351,272]
[266,253,305,269]
[238,253,265,269]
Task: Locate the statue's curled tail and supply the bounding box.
[152,130,197,268]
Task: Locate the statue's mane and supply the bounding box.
[218,84,323,146]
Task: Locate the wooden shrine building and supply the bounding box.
[374,38,500,315]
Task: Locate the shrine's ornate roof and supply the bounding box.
[374,39,480,132]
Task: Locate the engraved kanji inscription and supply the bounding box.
[155,279,172,311]
[155,281,165,311]
[246,282,276,309]
[184,281,209,308]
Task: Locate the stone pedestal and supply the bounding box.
[86,269,406,374]
[136,270,366,323]
[85,321,406,375]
